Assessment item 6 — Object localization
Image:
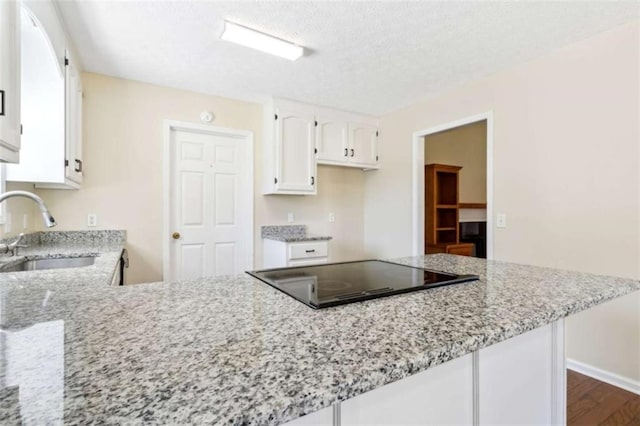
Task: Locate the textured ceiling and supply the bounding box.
[55,1,639,116]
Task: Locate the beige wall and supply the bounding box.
[34,73,365,284]
[364,22,640,381]
[424,121,487,203]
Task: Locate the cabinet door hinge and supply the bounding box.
[376,130,379,137]
[64,57,69,66]
[274,177,278,184]
[314,148,317,154]
[274,114,278,121]
[311,176,315,185]
[20,124,23,135]
[376,155,379,161]
[64,159,69,167]
[314,120,318,127]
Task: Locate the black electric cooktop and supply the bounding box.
[246,260,479,309]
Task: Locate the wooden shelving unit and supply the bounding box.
[425,164,474,256]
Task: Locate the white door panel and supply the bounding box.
[316,118,348,163]
[169,128,251,281]
[275,110,316,192]
[349,123,378,167]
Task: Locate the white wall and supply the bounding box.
[364,21,640,382]
[34,73,365,284]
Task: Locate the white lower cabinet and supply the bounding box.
[479,321,565,425]
[263,239,329,268]
[281,320,565,426]
[341,353,473,425]
[282,405,334,426]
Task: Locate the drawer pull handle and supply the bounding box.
[305,249,316,253]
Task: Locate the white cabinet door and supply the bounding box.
[6,4,82,189]
[0,0,21,163]
[281,405,333,426]
[275,109,316,193]
[349,123,378,168]
[64,52,83,184]
[341,353,473,425]
[479,321,565,425]
[316,115,348,164]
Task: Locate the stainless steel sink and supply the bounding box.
[1,256,96,272]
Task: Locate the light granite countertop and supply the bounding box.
[261,225,332,242]
[0,250,638,425]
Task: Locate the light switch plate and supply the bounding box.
[87,214,97,227]
[328,212,335,223]
[497,213,507,228]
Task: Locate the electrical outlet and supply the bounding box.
[328,212,335,223]
[87,214,97,227]
[496,213,507,228]
[287,212,294,223]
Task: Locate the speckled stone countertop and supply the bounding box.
[261,225,332,242]
[0,253,638,425]
[0,230,125,279]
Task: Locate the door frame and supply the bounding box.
[411,111,494,259]
[162,120,254,281]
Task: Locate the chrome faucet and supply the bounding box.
[1,232,27,256]
[0,191,56,256]
[0,190,56,228]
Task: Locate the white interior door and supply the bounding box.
[169,127,252,281]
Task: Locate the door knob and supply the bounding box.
[172,232,181,240]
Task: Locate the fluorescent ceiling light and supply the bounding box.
[221,21,304,61]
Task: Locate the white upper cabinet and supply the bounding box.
[263,99,379,195]
[316,110,378,169]
[349,122,378,167]
[64,52,83,185]
[316,114,348,163]
[6,2,83,189]
[263,100,317,195]
[0,0,21,163]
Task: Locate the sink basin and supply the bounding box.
[1,256,96,272]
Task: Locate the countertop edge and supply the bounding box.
[256,279,639,425]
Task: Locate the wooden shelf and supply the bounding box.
[459,202,487,209]
[425,164,473,257]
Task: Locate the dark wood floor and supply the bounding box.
[568,370,640,425]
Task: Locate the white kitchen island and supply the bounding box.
[288,320,565,425]
[0,253,638,425]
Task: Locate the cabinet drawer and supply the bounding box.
[289,242,328,260]
[447,243,474,257]
[289,258,328,267]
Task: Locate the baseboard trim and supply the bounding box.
[567,359,640,396]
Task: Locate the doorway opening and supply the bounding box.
[411,112,494,259]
